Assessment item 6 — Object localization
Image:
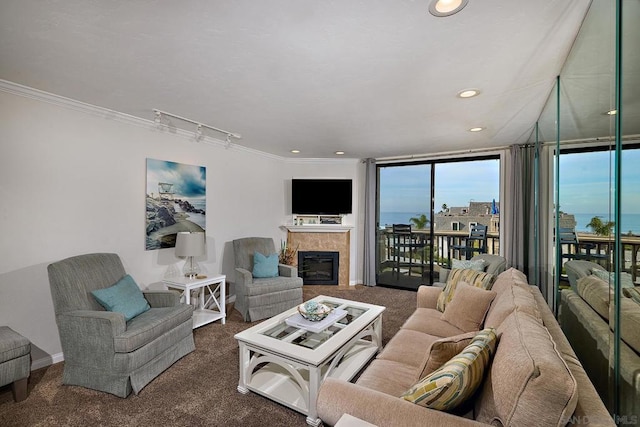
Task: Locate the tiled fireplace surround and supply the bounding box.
[286,230,350,287]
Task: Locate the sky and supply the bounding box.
[558,148,640,214]
[379,159,500,214]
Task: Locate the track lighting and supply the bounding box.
[152,109,241,143]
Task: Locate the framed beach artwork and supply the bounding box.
[145,158,206,250]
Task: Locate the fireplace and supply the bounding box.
[298,251,339,285]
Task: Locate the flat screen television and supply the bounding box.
[292,179,352,215]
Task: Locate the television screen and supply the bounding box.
[292,179,352,215]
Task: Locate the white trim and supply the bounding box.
[32,352,64,371]
[0,79,358,164]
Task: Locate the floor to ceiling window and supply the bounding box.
[376,156,500,290]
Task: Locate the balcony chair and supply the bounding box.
[233,237,303,322]
[451,224,488,260]
[47,253,195,398]
[391,224,427,278]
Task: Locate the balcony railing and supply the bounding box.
[379,229,500,275]
[379,229,640,284]
[561,233,640,282]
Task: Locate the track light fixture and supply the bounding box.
[152,109,241,144]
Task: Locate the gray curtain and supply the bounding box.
[503,144,536,278]
[363,158,377,286]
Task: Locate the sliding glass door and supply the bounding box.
[377,164,432,290]
[376,157,500,290]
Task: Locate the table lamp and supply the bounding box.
[175,232,205,278]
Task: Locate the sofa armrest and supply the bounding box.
[143,290,181,308]
[417,285,441,309]
[235,267,254,285]
[278,264,298,278]
[317,378,484,427]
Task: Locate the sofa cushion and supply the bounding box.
[418,331,477,379]
[402,308,466,337]
[401,328,497,411]
[252,251,279,278]
[437,269,495,312]
[476,310,578,427]
[492,267,530,291]
[576,275,611,320]
[623,286,640,304]
[91,274,150,321]
[609,296,640,355]
[441,282,496,332]
[377,329,440,369]
[356,359,419,397]
[484,283,540,329]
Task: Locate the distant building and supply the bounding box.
[434,201,500,233]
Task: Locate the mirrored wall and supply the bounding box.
[536,0,640,420]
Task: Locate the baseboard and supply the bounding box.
[32,352,64,371]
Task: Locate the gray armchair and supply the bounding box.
[47,253,195,398]
[233,237,303,321]
[436,254,507,287]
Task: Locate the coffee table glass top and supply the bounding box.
[260,302,369,350]
[235,295,385,365]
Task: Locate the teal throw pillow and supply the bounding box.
[91,274,150,321]
[253,251,279,278]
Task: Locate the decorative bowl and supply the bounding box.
[298,301,332,322]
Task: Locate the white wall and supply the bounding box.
[0,86,362,368]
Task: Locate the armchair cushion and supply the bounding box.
[114,305,194,353]
[91,275,150,321]
[252,251,279,278]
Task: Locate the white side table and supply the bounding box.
[162,274,226,328]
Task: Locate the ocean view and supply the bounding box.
[380,212,640,235]
[573,213,640,235]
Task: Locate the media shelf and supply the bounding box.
[293,215,343,226]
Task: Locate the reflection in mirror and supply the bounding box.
[540,0,640,420]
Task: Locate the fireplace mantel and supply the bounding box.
[283,225,353,233]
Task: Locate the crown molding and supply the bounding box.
[0,79,297,162]
[0,79,362,164]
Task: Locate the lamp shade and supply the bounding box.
[175,232,205,257]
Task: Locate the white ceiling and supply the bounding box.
[0,0,591,159]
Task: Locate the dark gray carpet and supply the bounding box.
[0,285,416,427]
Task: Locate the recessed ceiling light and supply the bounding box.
[606,109,617,115]
[458,89,481,98]
[429,0,469,17]
[290,149,300,154]
[335,151,345,155]
[469,127,485,132]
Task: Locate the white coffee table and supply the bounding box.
[234,296,385,426]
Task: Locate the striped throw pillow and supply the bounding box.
[401,328,498,411]
[437,268,495,312]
